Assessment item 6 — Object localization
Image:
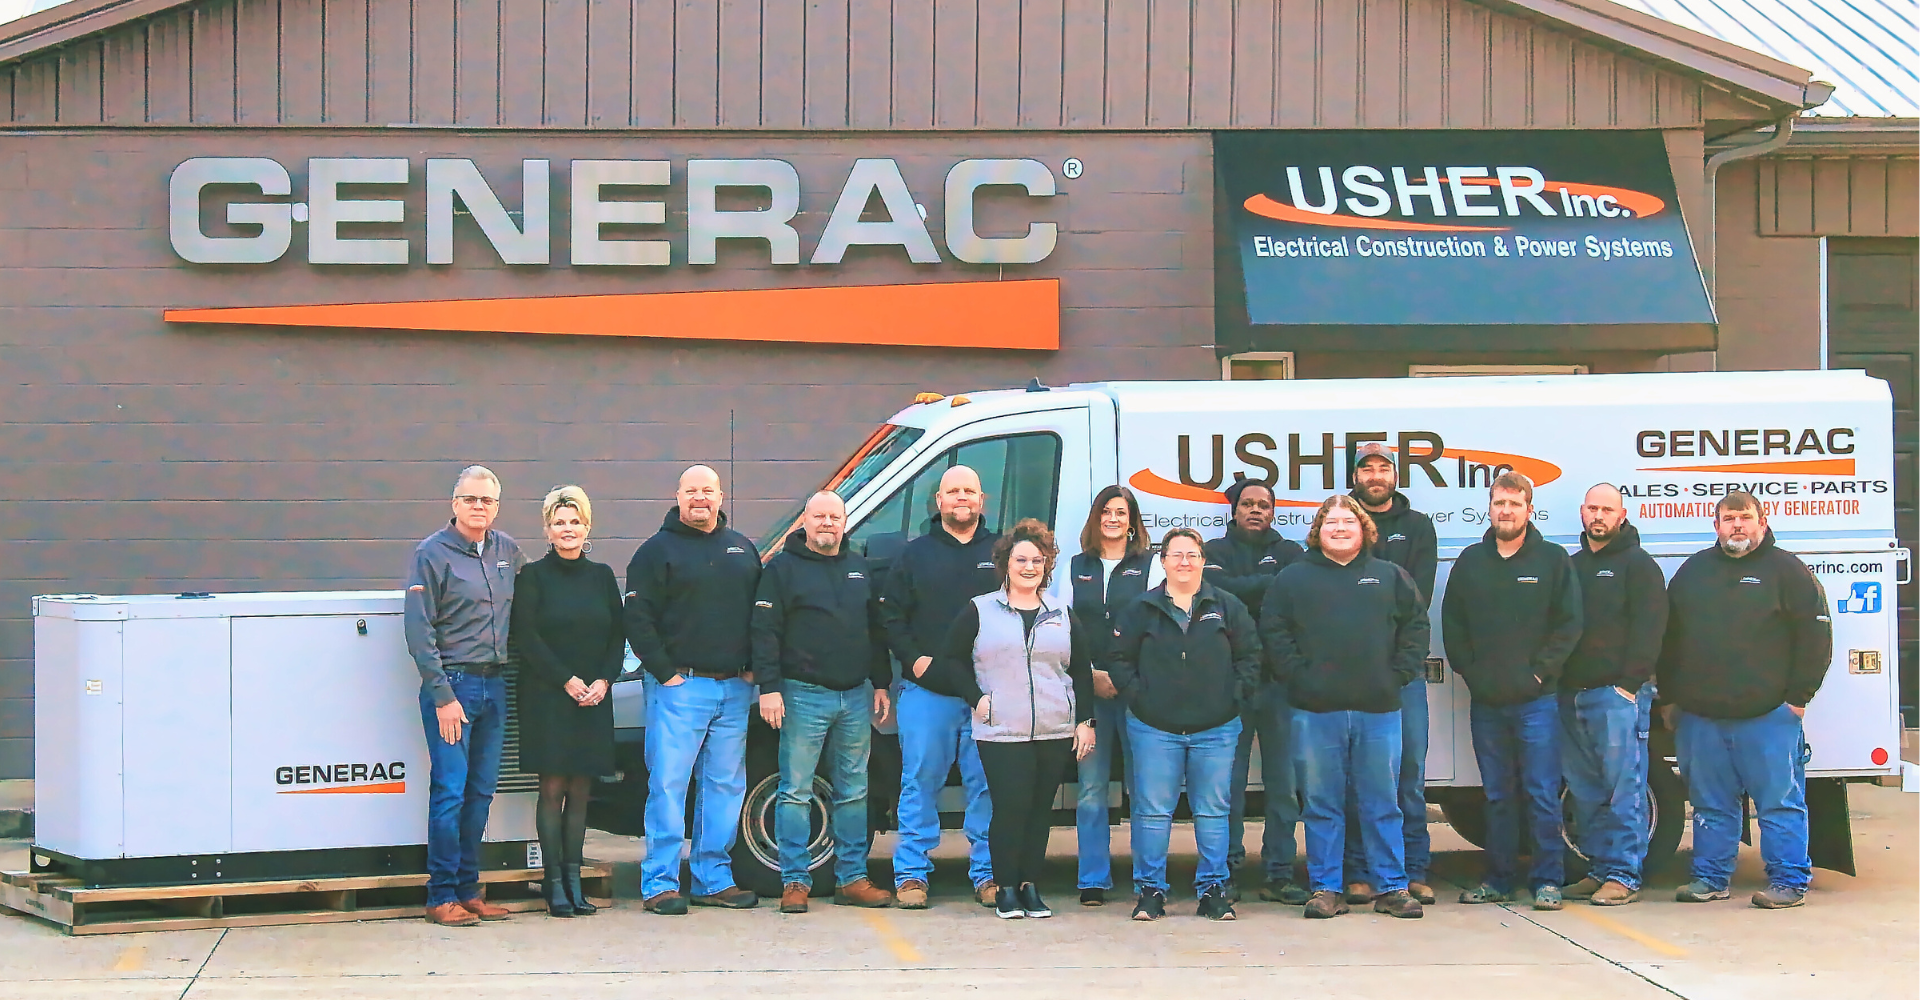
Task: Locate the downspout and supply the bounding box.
[1697,114,1798,372]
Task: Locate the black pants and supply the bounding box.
[976,738,1075,888]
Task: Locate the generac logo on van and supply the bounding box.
[1129,431,1562,504]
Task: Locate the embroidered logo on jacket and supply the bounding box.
[754,601,773,608]
[1122,568,1143,576]
[1076,575,1094,582]
[1199,611,1225,622]
[847,572,865,580]
[977,561,994,570]
[1516,576,1540,584]
[1740,576,1763,585]
[1358,578,1381,585]
[726,546,747,554]
[496,560,510,568]
[1595,569,1615,578]
[1258,555,1277,565]
[1388,533,1407,542]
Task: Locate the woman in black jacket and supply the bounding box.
[510,485,625,917]
[1108,527,1262,922]
[1066,485,1160,906]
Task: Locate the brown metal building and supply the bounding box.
[0,0,1912,779]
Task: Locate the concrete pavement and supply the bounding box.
[3,784,1914,999]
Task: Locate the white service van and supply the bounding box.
[608,370,1913,896]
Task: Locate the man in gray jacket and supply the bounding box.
[405,465,527,927]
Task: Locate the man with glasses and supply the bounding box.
[405,465,527,927]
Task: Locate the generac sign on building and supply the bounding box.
[165,155,1067,350]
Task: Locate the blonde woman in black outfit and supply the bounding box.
[510,485,625,917]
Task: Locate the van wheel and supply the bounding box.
[730,730,836,899]
[1438,789,1490,849]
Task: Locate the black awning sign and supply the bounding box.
[1218,131,1716,326]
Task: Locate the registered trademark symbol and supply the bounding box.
[1063,158,1084,179]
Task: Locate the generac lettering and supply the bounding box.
[1637,428,1854,458]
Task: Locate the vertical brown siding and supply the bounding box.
[1759,156,1920,239]
[3,0,1718,129]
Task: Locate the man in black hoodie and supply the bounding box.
[1661,492,1831,910]
[1263,495,1430,920]
[880,465,1001,908]
[1441,472,1582,910]
[751,492,895,913]
[1205,479,1309,903]
[624,465,763,915]
[1343,441,1441,905]
[1560,484,1667,906]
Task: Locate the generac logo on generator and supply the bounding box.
[274,761,408,795]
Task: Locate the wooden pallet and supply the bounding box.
[0,864,612,935]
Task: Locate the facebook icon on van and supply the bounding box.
[1838,582,1881,615]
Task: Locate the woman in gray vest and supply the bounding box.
[942,518,1097,920]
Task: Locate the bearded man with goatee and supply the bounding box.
[1658,491,1831,910]
[1441,472,1582,911]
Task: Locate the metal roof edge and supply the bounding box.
[1474,0,1823,112]
[0,0,1827,117]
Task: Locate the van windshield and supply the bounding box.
[755,424,925,553]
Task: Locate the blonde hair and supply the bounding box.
[542,484,592,529]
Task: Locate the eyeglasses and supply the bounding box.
[1163,552,1205,563]
[455,495,500,508]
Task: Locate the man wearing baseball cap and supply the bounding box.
[1341,442,1440,906]
[1204,478,1309,904]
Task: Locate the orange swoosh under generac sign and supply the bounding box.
[1127,470,1323,506]
[1242,194,1505,233]
[165,279,1061,351]
[1642,459,1857,476]
[278,781,407,795]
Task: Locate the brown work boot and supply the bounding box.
[835,877,894,908]
[459,896,513,921]
[424,901,480,926]
[644,890,689,915]
[1343,881,1376,904]
[1374,889,1424,919]
[974,880,999,908]
[1563,876,1603,901]
[895,879,930,909]
[1592,881,1640,906]
[1304,890,1350,919]
[1408,881,1437,906]
[780,883,810,914]
[690,886,759,909]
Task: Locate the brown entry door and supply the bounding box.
[1827,237,1919,725]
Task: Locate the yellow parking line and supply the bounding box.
[862,909,923,964]
[1567,906,1690,958]
[111,946,146,971]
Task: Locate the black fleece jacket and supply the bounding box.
[750,530,891,694]
[622,508,762,682]
[1203,525,1305,617]
[878,521,1001,698]
[1659,530,1832,720]
[1107,583,1262,735]
[1261,550,1430,713]
[1068,549,1155,666]
[1441,524,1583,706]
[1356,491,1439,607]
[1564,523,1668,692]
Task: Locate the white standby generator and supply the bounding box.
[33,591,536,886]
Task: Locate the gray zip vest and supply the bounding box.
[969,591,1077,743]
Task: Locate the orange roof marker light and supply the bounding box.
[914,392,947,404]
[950,396,973,407]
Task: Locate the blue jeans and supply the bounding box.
[642,674,753,898]
[1228,683,1299,881]
[418,671,507,907]
[1296,708,1405,893]
[1676,705,1812,891]
[892,680,993,888]
[1469,694,1565,892]
[1559,685,1648,889]
[1074,696,1129,890]
[1129,712,1241,895]
[1344,678,1431,885]
[776,681,874,889]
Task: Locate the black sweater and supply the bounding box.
[1564,523,1668,692]
[750,531,891,694]
[1659,530,1832,720]
[1358,491,1439,608]
[1203,524,1306,617]
[1068,549,1155,666]
[510,550,627,688]
[1441,524,1583,706]
[1261,550,1430,713]
[1107,583,1262,735]
[878,522,1001,698]
[622,508,762,682]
